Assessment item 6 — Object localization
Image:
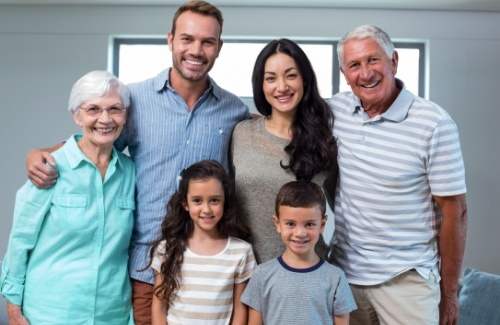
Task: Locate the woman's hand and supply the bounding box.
[7,302,30,325]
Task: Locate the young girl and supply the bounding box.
[149,160,256,325]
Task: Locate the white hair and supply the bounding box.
[67,70,130,112]
[337,25,395,67]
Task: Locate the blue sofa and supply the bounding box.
[458,267,500,325]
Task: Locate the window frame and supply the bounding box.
[111,36,426,98]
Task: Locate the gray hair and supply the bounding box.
[337,25,394,67]
[68,70,130,112]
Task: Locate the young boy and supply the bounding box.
[241,180,356,324]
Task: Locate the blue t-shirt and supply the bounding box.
[241,257,357,324]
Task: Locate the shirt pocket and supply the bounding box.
[205,125,229,161]
[115,197,135,230]
[55,195,87,229]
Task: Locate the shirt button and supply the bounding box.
[186,139,190,145]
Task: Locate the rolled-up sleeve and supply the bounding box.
[0,181,53,305]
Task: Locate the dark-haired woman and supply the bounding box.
[230,39,338,263]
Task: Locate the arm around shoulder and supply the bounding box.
[26,142,63,188]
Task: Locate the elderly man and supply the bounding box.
[328,25,467,325]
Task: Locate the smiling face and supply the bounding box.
[263,52,304,119]
[183,177,225,236]
[168,11,222,84]
[73,89,126,151]
[273,205,326,259]
[340,37,399,114]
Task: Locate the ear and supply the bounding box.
[340,67,350,86]
[182,200,189,211]
[167,32,174,52]
[272,215,281,234]
[320,215,328,233]
[391,50,399,75]
[216,39,223,58]
[72,110,83,127]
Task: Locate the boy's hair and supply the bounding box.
[275,180,326,217]
[149,160,249,301]
[171,0,224,37]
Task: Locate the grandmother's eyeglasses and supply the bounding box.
[79,105,125,117]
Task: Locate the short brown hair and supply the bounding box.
[171,0,223,37]
[275,181,326,217]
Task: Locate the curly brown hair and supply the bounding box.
[148,160,250,302]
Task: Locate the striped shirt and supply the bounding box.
[151,237,256,325]
[115,69,251,284]
[328,79,466,285]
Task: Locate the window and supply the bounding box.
[112,37,425,103]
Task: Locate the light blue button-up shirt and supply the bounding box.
[0,134,135,324]
[115,68,251,284]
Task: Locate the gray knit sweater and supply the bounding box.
[231,117,330,263]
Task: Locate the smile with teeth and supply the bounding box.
[185,59,203,66]
[276,94,293,102]
[362,81,380,88]
[95,127,114,133]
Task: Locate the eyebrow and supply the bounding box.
[264,67,299,75]
[178,32,218,42]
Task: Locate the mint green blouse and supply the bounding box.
[0,134,135,324]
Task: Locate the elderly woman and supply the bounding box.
[0,70,135,324]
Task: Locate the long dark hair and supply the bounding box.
[252,38,338,181]
[149,160,250,301]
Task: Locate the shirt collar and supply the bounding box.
[351,79,414,122]
[154,68,222,101]
[65,134,123,171]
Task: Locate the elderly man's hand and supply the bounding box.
[439,293,459,325]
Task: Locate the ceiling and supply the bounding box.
[1,0,500,12]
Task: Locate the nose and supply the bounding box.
[189,41,203,57]
[277,77,288,92]
[98,109,113,122]
[360,63,374,79]
[294,226,306,237]
[201,202,212,214]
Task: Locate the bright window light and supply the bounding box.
[114,38,424,99]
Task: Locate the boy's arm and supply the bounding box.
[231,281,249,325]
[333,313,349,325]
[151,274,168,325]
[247,308,263,325]
[26,143,63,188]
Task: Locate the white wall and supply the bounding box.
[1,5,499,274]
